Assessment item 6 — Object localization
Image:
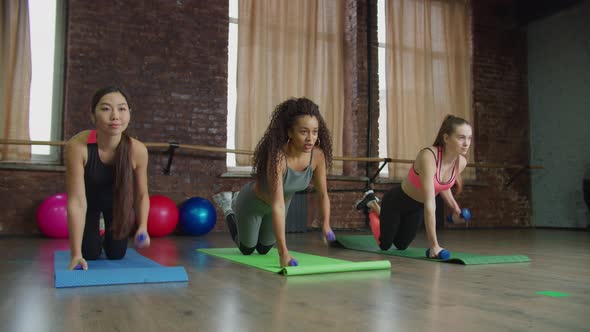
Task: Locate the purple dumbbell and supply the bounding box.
[289,258,299,266]
[324,230,336,242]
[73,264,83,270]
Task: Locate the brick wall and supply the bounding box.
[65,0,233,233]
[0,171,64,234]
[465,0,532,227]
[0,0,237,235]
[342,0,379,178]
[0,0,531,235]
[327,0,380,230]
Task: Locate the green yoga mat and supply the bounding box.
[197,248,391,276]
[336,235,530,265]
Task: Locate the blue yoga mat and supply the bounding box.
[54,249,188,288]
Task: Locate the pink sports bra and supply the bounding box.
[407,145,457,195]
[87,130,97,144]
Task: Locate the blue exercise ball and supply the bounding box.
[179,197,217,236]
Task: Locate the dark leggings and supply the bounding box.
[378,186,424,251]
[226,214,274,255]
[81,207,128,260]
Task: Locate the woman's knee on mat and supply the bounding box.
[378,238,393,251]
[256,242,274,255]
[82,246,102,260]
[239,242,256,255]
[105,248,127,260]
[393,236,415,250]
[393,242,410,250]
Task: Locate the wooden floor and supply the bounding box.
[1,229,589,332]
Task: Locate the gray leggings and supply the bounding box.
[233,182,291,254]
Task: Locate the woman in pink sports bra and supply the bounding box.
[355,115,472,258]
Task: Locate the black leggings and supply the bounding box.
[378,186,424,251]
[81,207,128,260]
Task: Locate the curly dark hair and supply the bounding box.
[252,97,333,186]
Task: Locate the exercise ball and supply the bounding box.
[147,195,179,237]
[36,193,69,238]
[179,197,216,236]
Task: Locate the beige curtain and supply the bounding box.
[0,0,31,161]
[385,0,472,178]
[235,0,344,170]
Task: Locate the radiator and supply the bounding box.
[286,191,308,233]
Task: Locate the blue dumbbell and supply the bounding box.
[73,264,83,270]
[425,248,451,260]
[289,258,299,266]
[135,232,147,247]
[447,208,471,224]
[136,233,146,242]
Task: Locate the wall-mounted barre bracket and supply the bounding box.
[163,142,180,175]
[368,158,392,186]
[505,166,529,188]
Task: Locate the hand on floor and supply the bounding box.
[427,246,450,260]
[69,256,88,270]
[134,229,151,248]
[279,252,298,268]
[322,225,336,244]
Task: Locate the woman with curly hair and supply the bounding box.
[214,97,333,267]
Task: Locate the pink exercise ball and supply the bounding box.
[147,195,179,237]
[36,193,69,238]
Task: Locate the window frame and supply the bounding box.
[27,0,65,164]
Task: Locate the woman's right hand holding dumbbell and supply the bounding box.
[279,252,298,268]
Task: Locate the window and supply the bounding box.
[376,0,473,179]
[226,0,240,169]
[225,1,344,173]
[28,0,65,162]
[377,0,388,176]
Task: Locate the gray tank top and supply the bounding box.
[261,152,314,198]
